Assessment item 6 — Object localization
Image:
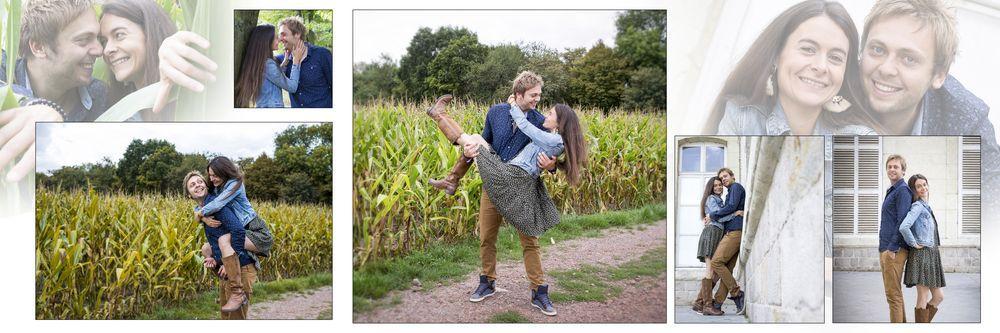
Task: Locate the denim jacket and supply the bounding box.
[199,179,258,227]
[506,104,564,176]
[717,99,876,135]
[256,59,300,108]
[899,200,939,248]
[705,194,735,229]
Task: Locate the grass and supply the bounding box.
[488,310,532,323]
[549,246,666,303]
[140,272,331,320]
[353,204,665,313]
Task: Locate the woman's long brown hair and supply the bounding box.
[234,24,277,108]
[703,0,884,134]
[207,156,244,200]
[700,176,722,219]
[553,104,587,186]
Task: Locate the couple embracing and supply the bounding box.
[692,168,746,316]
[423,71,588,316]
[234,16,332,108]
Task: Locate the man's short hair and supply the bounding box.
[279,16,307,38]
[886,154,908,172]
[717,167,735,179]
[862,0,958,73]
[20,0,95,59]
[512,71,543,96]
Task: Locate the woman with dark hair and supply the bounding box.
[427,94,588,238]
[99,0,216,120]
[705,0,884,135]
[184,171,256,316]
[234,24,306,108]
[899,174,945,323]
[196,156,275,264]
[691,176,742,315]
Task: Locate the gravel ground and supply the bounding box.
[354,219,668,323]
[249,286,332,320]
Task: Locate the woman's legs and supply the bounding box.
[427,95,480,195]
[703,256,715,279]
[927,287,944,322]
[219,233,235,257]
[915,285,930,308]
[201,242,212,258]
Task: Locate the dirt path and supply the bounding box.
[249,286,332,320]
[354,219,668,323]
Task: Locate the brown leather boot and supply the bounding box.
[692,278,713,314]
[429,158,472,195]
[914,307,928,323]
[426,95,463,144]
[927,304,938,322]
[220,254,247,313]
[702,300,724,316]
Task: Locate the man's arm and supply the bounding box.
[888,187,912,252]
[711,184,744,219]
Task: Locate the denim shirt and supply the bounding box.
[717,99,876,135]
[506,104,564,176]
[711,182,745,232]
[278,43,332,108]
[879,179,912,252]
[899,200,939,248]
[197,192,254,266]
[705,194,735,229]
[481,103,547,162]
[256,59,300,108]
[199,179,258,226]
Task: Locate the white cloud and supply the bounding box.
[36,123,321,173]
[353,10,624,64]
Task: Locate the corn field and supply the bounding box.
[353,99,666,267]
[35,188,332,319]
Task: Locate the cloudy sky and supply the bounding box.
[353,10,624,64]
[36,123,315,173]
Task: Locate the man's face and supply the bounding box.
[718,171,733,187]
[886,159,904,183]
[861,15,947,116]
[40,11,102,88]
[515,84,542,110]
[278,24,301,49]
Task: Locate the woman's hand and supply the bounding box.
[201,216,222,228]
[292,40,307,65]
[914,245,924,249]
[0,105,63,181]
[155,31,218,114]
[507,94,515,105]
[463,142,480,158]
[218,265,227,279]
[203,257,217,268]
[734,210,744,216]
[702,216,709,226]
[537,153,556,172]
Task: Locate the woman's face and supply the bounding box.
[101,14,147,85]
[207,167,223,187]
[543,107,559,131]
[776,15,849,111]
[914,178,929,201]
[712,179,723,195]
[186,175,207,200]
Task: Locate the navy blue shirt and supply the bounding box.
[201,192,255,266]
[879,179,912,253]
[277,43,332,108]
[481,103,546,162]
[711,182,746,232]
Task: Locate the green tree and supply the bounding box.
[353,54,399,103]
[569,41,628,113]
[137,145,183,195]
[622,66,667,111]
[118,139,177,194]
[425,35,488,96]
[521,44,572,106]
[465,44,526,102]
[242,153,284,203]
[395,26,477,100]
[614,10,666,70]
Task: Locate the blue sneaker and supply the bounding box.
[531,285,557,316]
[469,275,496,302]
[729,290,745,315]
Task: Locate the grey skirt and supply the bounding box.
[697,225,724,262]
[476,146,560,237]
[245,215,274,257]
[904,246,946,288]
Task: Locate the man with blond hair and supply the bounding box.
[275,16,332,108]
[879,154,913,322]
[426,70,558,315]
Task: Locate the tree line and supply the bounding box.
[37,124,332,206]
[353,10,666,113]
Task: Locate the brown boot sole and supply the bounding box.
[426,94,454,117]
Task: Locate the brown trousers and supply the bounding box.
[711,230,742,303]
[880,248,909,323]
[219,264,258,319]
[479,189,544,289]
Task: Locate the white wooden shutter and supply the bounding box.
[961,136,981,234]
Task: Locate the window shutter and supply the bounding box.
[961,136,981,234]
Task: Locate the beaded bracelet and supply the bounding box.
[24,98,68,120]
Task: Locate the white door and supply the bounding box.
[677,143,726,268]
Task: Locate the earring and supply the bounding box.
[824,95,852,113]
[765,65,776,97]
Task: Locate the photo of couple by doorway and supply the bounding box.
[34,122,332,319]
[353,9,666,323]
